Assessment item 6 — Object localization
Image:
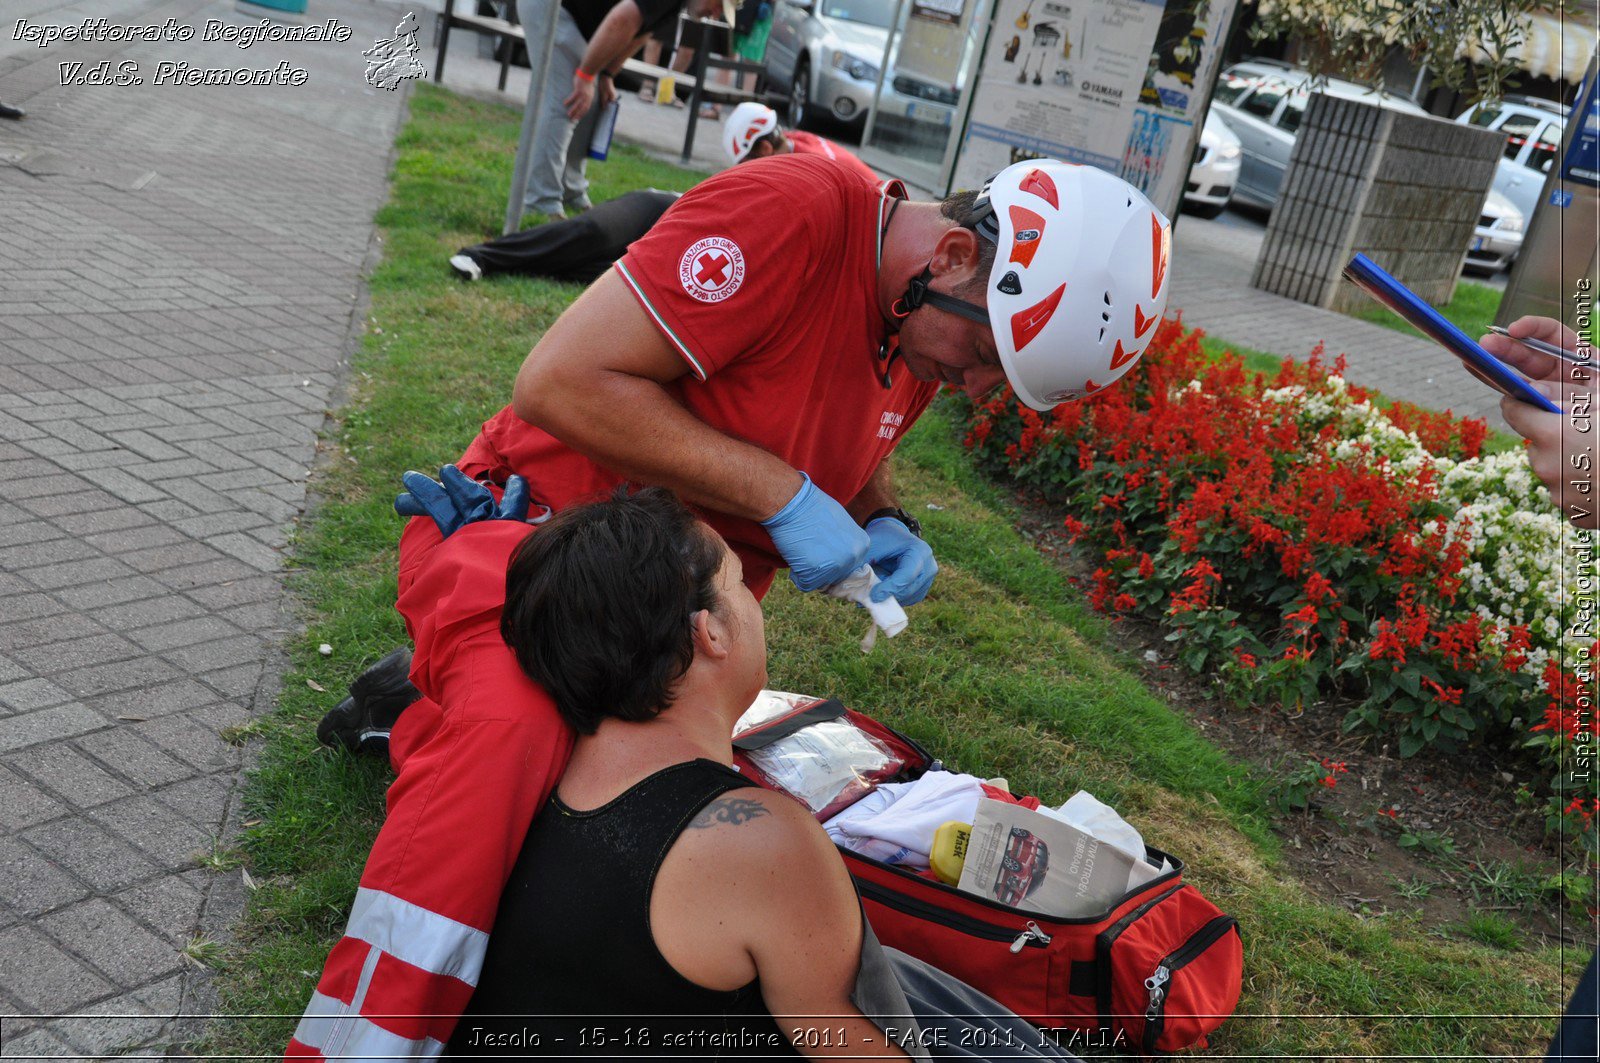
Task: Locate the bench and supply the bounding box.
[433,2,778,164]
[434,0,526,92]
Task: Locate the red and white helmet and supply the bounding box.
[725,102,780,164]
[974,161,1172,410]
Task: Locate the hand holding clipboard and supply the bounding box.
[1480,313,1598,530]
[1342,254,1562,415]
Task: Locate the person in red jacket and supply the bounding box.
[722,100,878,181]
[290,158,1173,1060]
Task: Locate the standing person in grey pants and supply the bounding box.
[517,0,696,219]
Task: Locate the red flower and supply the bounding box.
[1285,604,1320,627]
[1302,571,1335,605]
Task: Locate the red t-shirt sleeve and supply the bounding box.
[787,131,879,184]
[615,160,832,381]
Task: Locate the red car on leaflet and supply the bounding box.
[993,827,1050,907]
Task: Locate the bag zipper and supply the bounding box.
[1141,915,1239,1054]
[844,849,1182,924]
[1094,883,1184,1029]
[856,878,1053,952]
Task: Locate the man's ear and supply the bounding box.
[689,609,730,662]
[930,225,982,283]
[753,139,775,159]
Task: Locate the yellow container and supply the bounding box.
[929,821,972,886]
[655,76,677,106]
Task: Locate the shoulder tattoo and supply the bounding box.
[688,795,770,830]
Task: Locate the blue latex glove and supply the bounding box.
[761,473,870,592]
[394,465,530,538]
[865,516,938,606]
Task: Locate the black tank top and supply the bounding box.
[449,759,801,1058]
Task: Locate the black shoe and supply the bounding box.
[316,648,421,756]
[0,103,23,121]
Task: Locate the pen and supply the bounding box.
[1485,325,1594,366]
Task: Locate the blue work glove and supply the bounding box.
[394,465,530,538]
[761,473,870,592]
[865,516,938,606]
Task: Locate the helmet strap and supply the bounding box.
[879,265,991,391]
[894,264,989,325]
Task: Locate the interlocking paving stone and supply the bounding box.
[37,899,182,987]
[0,838,94,919]
[7,745,134,810]
[75,729,198,792]
[0,766,69,832]
[0,1024,78,1059]
[0,704,109,755]
[115,872,208,948]
[0,0,413,1044]
[20,819,161,895]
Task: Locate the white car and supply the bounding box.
[1455,95,1569,226]
[1209,59,1428,210]
[1463,188,1525,274]
[1182,111,1241,218]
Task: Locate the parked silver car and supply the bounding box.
[1209,59,1428,210]
[764,0,895,131]
[1455,95,1569,226]
[1463,188,1525,274]
[1181,111,1241,218]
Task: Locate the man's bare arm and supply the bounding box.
[716,796,911,1060]
[513,269,804,521]
[847,459,900,523]
[564,1,644,118]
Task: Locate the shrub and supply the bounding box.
[957,318,1597,853]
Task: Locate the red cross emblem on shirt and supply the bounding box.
[678,236,746,303]
[694,251,731,288]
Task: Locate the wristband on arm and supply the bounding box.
[574,68,596,82]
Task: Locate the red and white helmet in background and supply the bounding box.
[725,102,781,164]
[973,161,1172,410]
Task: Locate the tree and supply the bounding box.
[1249,0,1563,102]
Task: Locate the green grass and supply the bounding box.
[1345,277,1505,344]
[198,83,1582,1059]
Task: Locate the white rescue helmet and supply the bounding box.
[974,161,1172,410]
[725,102,781,164]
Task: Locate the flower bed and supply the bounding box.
[958,318,1597,851]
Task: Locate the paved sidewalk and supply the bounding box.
[1166,214,1512,432]
[0,0,412,1055]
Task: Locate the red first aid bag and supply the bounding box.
[733,696,1243,1056]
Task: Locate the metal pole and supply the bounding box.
[505,0,564,235]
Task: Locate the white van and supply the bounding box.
[1455,95,1569,224]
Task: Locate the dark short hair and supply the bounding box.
[501,486,725,734]
[939,189,997,298]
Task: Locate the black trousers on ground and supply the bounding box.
[456,189,679,283]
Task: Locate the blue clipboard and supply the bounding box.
[1342,254,1562,415]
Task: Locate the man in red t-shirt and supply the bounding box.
[290,157,1174,1060]
[723,100,878,182]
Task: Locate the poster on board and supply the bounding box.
[953,0,1166,190]
[951,0,1236,220]
[1123,0,1237,214]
